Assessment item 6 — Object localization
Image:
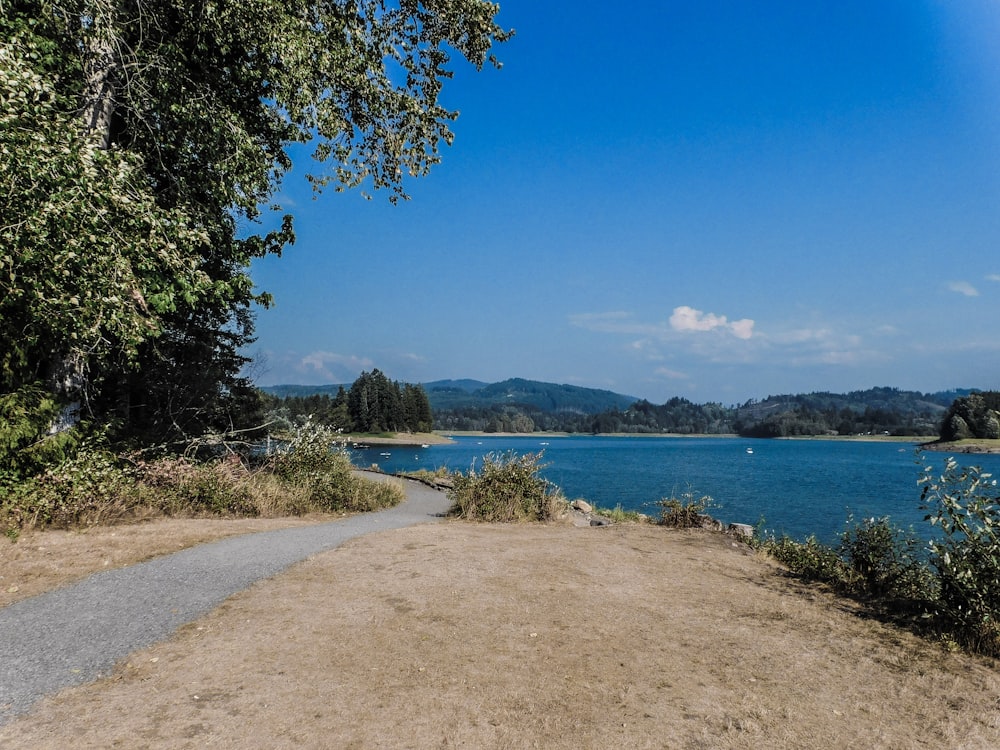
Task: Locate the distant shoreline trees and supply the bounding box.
[938,392,1000,441]
[432,386,959,437]
[264,370,432,435]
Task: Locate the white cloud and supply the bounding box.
[948,281,980,297]
[669,306,755,340]
[299,351,373,381]
[986,274,1000,282]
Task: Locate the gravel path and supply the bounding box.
[0,473,450,724]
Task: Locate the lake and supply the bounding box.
[348,435,1000,544]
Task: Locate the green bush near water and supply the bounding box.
[921,459,1000,655]
[448,450,562,522]
[762,458,1000,657]
[656,492,717,528]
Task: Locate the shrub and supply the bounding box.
[265,421,403,512]
[838,516,935,610]
[0,419,405,538]
[449,450,558,522]
[593,503,647,524]
[132,455,257,516]
[921,458,1000,656]
[764,534,853,588]
[656,491,716,528]
[267,420,346,482]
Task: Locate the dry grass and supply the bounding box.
[2,521,999,748]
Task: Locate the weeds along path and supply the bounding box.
[0,472,450,725]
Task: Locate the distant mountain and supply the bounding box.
[424,377,637,414]
[260,383,349,399]
[422,379,489,394]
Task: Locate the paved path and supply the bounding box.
[0,473,451,725]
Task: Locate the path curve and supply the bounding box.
[0,472,451,724]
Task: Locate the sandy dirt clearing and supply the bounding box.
[1,520,998,749]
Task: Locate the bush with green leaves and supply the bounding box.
[921,458,1000,655]
[265,421,403,512]
[267,420,346,482]
[656,491,717,528]
[1,420,403,538]
[449,450,559,522]
[1,444,138,535]
[838,516,935,610]
[764,534,854,588]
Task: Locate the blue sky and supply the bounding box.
[248,0,1000,404]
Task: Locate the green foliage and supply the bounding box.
[347,370,407,433]
[592,503,647,523]
[0,421,402,537]
[433,383,950,435]
[921,458,1000,655]
[268,373,433,434]
[1,0,509,459]
[938,392,1000,442]
[762,468,1000,656]
[838,516,936,609]
[0,384,75,477]
[266,420,402,512]
[764,518,935,613]
[764,535,854,588]
[1,444,138,532]
[449,451,559,522]
[656,491,717,528]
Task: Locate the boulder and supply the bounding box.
[571,499,593,513]
[729,523,754,540]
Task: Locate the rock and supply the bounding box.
[590,517,610,527]
[572,499,593,513]
[729,523,754,540]
[698,514,723,531]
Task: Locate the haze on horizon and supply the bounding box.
[248,1,1000,405]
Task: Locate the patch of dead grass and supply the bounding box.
[2,522,998,749]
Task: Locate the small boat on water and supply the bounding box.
[746,447,754,455]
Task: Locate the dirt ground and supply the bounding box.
[2,518,999,749]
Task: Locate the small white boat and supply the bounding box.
[746,447,754,455]
[380,451,391,457]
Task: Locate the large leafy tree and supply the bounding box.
[1,1,509,457]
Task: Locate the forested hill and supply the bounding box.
[262,380,972,436]
[261,378,636,414]
[424,378,637,413]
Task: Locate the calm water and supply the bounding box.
[349,435,1000,544]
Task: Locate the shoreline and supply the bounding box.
[341,432,453,447]
[340,431,1000,454]
[438,431,939,443]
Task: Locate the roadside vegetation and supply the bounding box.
[1,422,403,541]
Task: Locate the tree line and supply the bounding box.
[938,392,1000,441]
[263,370,432,435]
[432,387,959,437]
